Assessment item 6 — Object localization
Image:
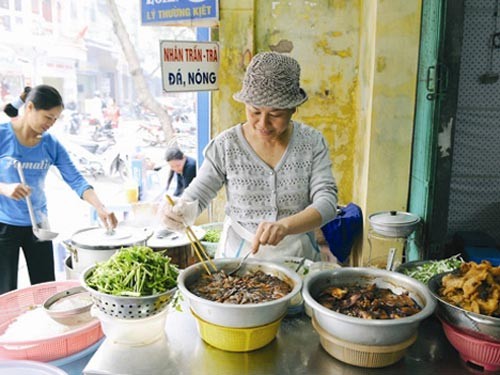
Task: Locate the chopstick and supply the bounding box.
[165,195,217,274]
[186,227,217,274]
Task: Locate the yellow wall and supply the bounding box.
[210,0,422,265]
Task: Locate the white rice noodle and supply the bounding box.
[0,307,85,342]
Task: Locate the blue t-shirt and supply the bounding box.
[0,122,91,226]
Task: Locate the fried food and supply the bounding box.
[439,261,500,317]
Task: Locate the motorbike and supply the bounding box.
[57,134,128,181]
[108,151,129,180]
[91,120,116,144]
[61,108,82,135]
[68,111,81,135]
[136,122,166,147]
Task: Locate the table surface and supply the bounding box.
[80,304,486,375]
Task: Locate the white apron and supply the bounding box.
[215,216,320,261]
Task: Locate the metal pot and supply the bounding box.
[63,226,153,273]
[302,267,436,346]
[147,226,206,269]
[428,272,500,342]
[368,211,420,238]
[178,258,303,328]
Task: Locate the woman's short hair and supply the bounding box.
[165,147,184,162]
[26,85,64,111]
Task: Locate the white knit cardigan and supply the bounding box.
[182,121,338,233]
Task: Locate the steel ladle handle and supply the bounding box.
[15,161,39,230]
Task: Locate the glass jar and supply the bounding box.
[366,229,410,270]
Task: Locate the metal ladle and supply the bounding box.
[15,161,59,241]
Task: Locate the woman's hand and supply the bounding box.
[96,207,118,230]
[0,182,31,200]
[161,198,198,231]
[251,221,289,253]
[250,208,323,253]
[81,188,118,230]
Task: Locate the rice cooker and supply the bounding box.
[63,226,153,273]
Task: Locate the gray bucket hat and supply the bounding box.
[233,52,308,109]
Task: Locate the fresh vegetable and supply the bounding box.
[203,228,221,243]
[85,246,179,297]
[400,254,464,284]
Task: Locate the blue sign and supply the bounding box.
[141,0,219,26]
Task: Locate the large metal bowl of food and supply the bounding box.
[428,269,500,342]
[177,258,302,328]
[302,267,436,346]
[395,254,464,284]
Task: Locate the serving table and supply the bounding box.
[80,303,477,375]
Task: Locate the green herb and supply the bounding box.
[401,254,464,284]
[85,246,179,296]
[203,229,221,243]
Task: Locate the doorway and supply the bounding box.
[411,0,500,259]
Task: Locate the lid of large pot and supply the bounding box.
[70,226,153,250]
[368,211,420,226]
[147,226,206,248]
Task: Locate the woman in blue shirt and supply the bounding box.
[0,85,117,294]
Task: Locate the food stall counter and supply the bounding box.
[81,305,474,375]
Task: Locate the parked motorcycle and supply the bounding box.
[57,134,128,181]
[136,122,166,147]
[61,105,82,135]
[91,120,116,144]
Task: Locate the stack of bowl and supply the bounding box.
[302,267,436,368]
[428,272,500,372]
[178,258,302,352]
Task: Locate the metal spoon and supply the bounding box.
[15,161,59,241]
[386,248,397,271]
[227,251,251,276]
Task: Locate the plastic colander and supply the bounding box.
[441,320,500,372]
[0,281,103,362]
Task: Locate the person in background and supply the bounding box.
[162,52,338,260]
[105,98,120,128]
[165,146,197,197]
[0,85,118,294]
[87,90,106,126]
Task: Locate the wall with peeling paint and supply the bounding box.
[209,0,422,265]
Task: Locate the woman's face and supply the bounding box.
[245,105,295,141]
[25,102,63,134]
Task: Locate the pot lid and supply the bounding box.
[369,211,420,225]
[70,226,153,249]
[147,226,206,248]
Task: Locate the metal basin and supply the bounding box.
[177,258,302,328]
[428,272,500,342]
[302,267,436,346]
